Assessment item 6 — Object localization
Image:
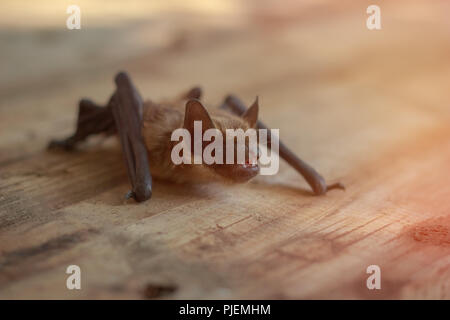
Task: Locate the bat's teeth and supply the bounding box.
[242,162,257,168]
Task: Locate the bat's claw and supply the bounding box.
[125,187,152,202]
[312,177,345,195]
[326,182,345,192]
[125,190,136,200]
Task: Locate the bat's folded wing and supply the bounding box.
[112,72,152,202]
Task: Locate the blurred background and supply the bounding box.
[1,0,450,299]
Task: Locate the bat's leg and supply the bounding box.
[220,95,345,195]
[111,72,152,202]
[48,98,116,150]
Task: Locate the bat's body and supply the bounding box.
[49,72,343,202]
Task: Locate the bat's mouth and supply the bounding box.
[212,162,259,183]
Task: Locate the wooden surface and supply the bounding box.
[1,0,450,299]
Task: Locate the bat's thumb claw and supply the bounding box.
[312,180,345,195]
[327,182,346,191]
[115,71,130,83]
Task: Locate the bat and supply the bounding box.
[48,72,344,202]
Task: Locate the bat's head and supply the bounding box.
[182,98,260,183]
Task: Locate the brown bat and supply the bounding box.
[48,72,344,202]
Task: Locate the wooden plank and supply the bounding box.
[0,0,449,299]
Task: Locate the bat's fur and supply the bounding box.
[142,90,258,184]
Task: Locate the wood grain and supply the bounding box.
[0,0,449,299]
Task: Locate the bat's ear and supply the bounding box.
[184,99,215,135]
[242,97,259,128]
